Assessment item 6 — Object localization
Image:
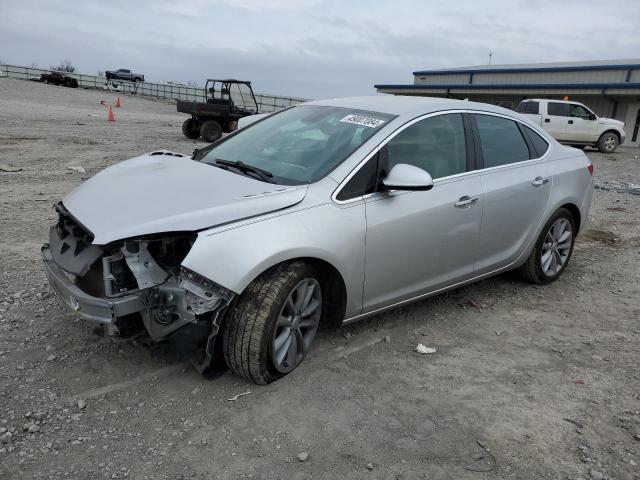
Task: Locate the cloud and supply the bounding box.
[0,0,638,98]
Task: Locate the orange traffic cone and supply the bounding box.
[115,97,121,108]
[108,106,115,122]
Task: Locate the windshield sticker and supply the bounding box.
[339,114,386,128]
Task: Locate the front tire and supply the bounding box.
[200,120,223,143]
[517,208,576,284]
[222,262,322,384]
[597,132,618,153]
[181,118,200,139]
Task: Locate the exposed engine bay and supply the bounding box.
[45,203,235,372]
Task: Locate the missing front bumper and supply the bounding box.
[42,244,145,324]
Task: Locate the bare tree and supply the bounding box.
[50,60,76,72]
[30,62,38,68]
[97,71,104,77]
[187,80,198,87]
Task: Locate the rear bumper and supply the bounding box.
[580,182,594,233]
[42,244,145,324]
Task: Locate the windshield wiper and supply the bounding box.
[212,159,275,183]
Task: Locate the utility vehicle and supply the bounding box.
[177,79,259,142]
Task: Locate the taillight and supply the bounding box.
[587,162,593,176]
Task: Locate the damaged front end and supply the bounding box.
[42,204,234,372]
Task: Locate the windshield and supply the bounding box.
[200,105,395,185]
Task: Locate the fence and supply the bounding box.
[0,63,308,113]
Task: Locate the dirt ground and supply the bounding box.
[1,77,639,480]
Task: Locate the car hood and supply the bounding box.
[599,117,624,127]
[62,151,307,244]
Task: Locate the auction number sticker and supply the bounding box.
[339,114,386,128]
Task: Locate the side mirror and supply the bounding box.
[588,113,597,121]
[382,164,434,191]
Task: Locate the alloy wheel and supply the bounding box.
[271,278,322,373]
[603,136,616,151]
[541,218,573,276]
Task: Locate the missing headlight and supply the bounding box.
[179,267,234,315]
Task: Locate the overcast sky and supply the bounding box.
[1,0,639,98]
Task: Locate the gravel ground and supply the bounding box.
[1,77,639,480]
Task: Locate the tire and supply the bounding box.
[200,120,223,143]
[181,118,200,139]
[597,132,618,153]
[517,208,576,285]
[223,262,323,384]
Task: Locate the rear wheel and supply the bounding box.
[222,262,322,384]
[200,120,223,143]
[518,208,575,284]
[597,132,618,153]
[181,118,200,139]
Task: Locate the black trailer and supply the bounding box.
[177,79,259,142]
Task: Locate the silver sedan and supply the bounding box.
[42,96,593,383]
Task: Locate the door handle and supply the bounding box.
[454,195,479,208]
[544,118,550,123]
[568,119,574,124]
[532,177,550,187]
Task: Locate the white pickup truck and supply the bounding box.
[517,99,625,153]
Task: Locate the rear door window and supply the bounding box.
[475,114,531,168]
[547,102,571,117]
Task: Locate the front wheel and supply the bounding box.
[223,262,322,384]
[597,132,618,153]
[517,208,576,284]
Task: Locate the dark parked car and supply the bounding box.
[105,69,144,82]
[40,72,78,88]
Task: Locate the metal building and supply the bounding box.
[375,59,640,147]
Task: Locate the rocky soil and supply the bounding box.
[1,78,639,479]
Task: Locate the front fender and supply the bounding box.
[181,202,367,318]
[597,124,625,139]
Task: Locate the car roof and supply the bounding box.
[303,95,517,119]
[521,98,584,105]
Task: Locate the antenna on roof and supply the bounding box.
[488,52,493,65]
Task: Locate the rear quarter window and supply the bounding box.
[522,126,550,158]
